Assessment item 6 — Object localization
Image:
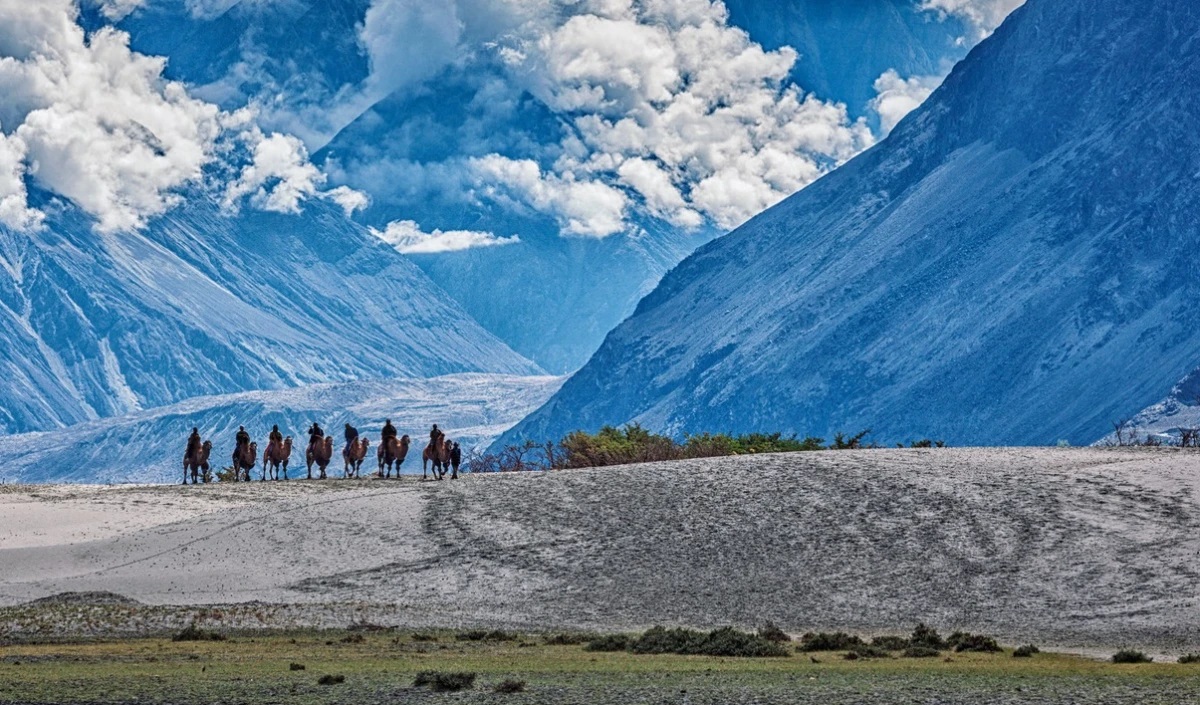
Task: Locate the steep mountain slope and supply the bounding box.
[0,374,563,484]
[0,193,539,435]
[500,0,1200,447]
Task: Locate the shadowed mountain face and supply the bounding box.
[0,193,539,435]
[498,0,1200,448]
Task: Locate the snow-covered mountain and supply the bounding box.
[0,193,539,436]
[99,0,972,373]
[498,0,1200,448]
[0,373,563,484]
[1093,366,1200,446]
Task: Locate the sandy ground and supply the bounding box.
[2,448,1199,654]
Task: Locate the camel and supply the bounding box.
[422,435,451,481]
[262,436,293,481]
[343,436,370,478]
[377,434,410,479]
[183,440,212,485]
[306,436,334,480]
[231,441,258,482]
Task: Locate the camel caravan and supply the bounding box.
[182,421,462,485]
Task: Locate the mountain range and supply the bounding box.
[0,192,538,435]
[499,0,1200,448]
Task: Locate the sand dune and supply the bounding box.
[2,448,1199,653]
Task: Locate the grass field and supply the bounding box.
[1,630,1197,704]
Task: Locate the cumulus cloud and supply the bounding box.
[455,0,874,234]
[0,0,362,231]
[370,219,519,254]
[920,0,1026,38]
[0,129,41,230]
[869,69,945,135]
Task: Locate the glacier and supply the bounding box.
[498,0,1200,448]
[0,373,564,484]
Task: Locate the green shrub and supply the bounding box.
[494,679,527,693]
[1012,645,1039,658]
[410,633,437,642]
[1178,653,1200,664]
[545,632,595,646]
[317,674,345,685]
[289,663,305,671]
[848,644,890,658]
[903,646,941,658]
[758,622,790,643]
[695,627,790,657]
[584,634,632,652]
[628,626,708,655]
[1112,650,1152,664]
[870,635,911,651]
[948,632,1002,653]
[172,623,226,642]
[414,671,477,691]
[909,624,946,650]
[798,632,864,652]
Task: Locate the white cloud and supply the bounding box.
[0,129,41,230]
[454,0,874,234]
[370,219,519,254]
[920,0,1025,38]
[469,155,629,238]
[325,185,370,216]
[91,0,147,21]
[869,69,944,135]
[0,1,362,231]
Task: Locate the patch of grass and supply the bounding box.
[414,670,476,692]
[317,674,345,685]
[171,623,225,642]
[903,646,941,658]
[584,634,631,652]
[456,629,518,642]
[798,632,864,652]
[410,632,437,642]
[340,634,365,644]
[288,662,305,671]
[1112,649,1152,664]
[1013,645,1040,658]
[493,678,527,693]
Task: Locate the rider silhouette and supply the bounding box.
[430,424,441,446]
[186,427,202,456]
[235,425,250,454]
[381,419,397,447]
[344,423,359,450]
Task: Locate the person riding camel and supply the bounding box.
[381,419,397,444]
[235,425,250,456]
[344,423,359,452]
[186,427,202,456]
[430,424,442,448]
[267,424,283,457]
[308,422,324,454]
